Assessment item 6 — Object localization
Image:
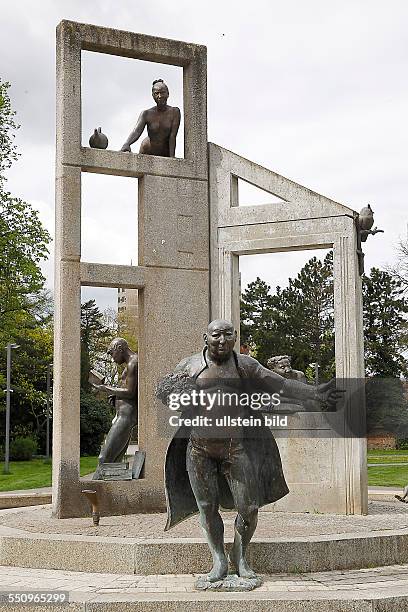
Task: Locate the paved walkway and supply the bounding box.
[1,564,408,602]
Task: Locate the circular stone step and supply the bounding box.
[2,502,408,575]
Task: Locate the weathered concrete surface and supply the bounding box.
[4,528,408,576]
[79,148,207,181]
[138,176,208,270]
[80,263,147,289]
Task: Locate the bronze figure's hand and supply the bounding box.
[120,143,131,152]
[316,379,345,411]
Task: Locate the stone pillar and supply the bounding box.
[53,21,208,517]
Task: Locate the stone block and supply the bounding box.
[209,141,366,516]
[54,166,81,262]
[138,175,208,270]
[54,21,209,518]
[0,493,52,510]
[374,597,408,611]
[0,535,135,574]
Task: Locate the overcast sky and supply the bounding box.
[2,0,408,311]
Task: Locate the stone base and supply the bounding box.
[195,573,262,591]
[2,502,408,575]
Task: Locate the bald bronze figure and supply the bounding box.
[120,79,181,157]
[158,320,343,585]
[91,338,138,480]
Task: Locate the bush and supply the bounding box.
[10,436,37,461]
[80,391,113,456]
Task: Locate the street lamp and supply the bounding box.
[4,343,19,475]
[310,362,320,386]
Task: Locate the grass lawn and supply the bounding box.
[2,450,407,492]
[367,449,408,464]
[367,465,408,488]
[367,449,408,487]
[0,456,98,492]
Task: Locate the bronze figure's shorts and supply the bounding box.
[187,435,248,477]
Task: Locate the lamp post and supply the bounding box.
[4,343,19,475]
[310,362,320,386]
[46,363,53,459]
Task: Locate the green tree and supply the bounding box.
[240,278,276,361]
[0,291,53,452]
[80,392,112,456]
[363,268,408,378]
[0,80,52,452]
[0,80,18,181]
[80,300,113,390]
[0,81,50,339]
[275,251,334,378]
[240,252,335,377]
[389,237,408,295]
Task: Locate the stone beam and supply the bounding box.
[80,263,147,288]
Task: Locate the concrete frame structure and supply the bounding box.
[54,21,366,518]
[209,144,367,514]
[54,21,208,517]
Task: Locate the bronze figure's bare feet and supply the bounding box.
[207,555,229,582]
[229,547,257,579]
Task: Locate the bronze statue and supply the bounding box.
[120,79,181,156]
[267,355,307,383]
[91,338,138,480]
[266,355,310,413]
[157,320,343,586]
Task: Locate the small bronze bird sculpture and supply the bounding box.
[358,204,383,242]
[358,204,374,231]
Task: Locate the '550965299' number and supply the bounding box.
[1,591,69,604]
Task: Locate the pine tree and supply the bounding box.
[363,268,408,377]
[240,278,276,363]
[80,300,113,390]
[240,252,335,376]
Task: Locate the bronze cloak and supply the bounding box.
[164,420,289,530]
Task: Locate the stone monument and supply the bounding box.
[53,20,367,519]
